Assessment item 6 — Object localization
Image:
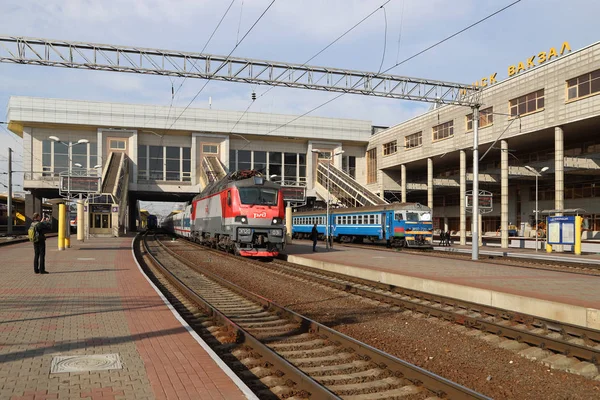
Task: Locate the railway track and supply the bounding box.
[138,233,488,400]
[178,237,600,379]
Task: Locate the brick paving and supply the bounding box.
[0,237,249,400]
[285,241,600,309]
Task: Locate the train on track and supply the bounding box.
[292,202,434,248]
[146,214,158,230]
[162,170,286,257]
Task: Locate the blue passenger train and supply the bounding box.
[292,203,433,248]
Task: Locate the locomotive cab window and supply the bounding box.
[227,191,231,206]
[238,187,278,205]
[395,213,403,221]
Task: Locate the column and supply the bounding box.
[501,140,509,248]
[25,191,42,226]
[285,205,292,244]
[77,198,84,241]
[443,217,449,232]
[401,164,407,203]
[128,198,138,233]
[58,203,65,251]
[427,158,433,209]
[459,150,466,245]
[555,126,564,252]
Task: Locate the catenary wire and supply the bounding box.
[165,0,276,133]
[263,0,522,137]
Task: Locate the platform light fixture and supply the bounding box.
[311,148,345,249]
[525,165,550,252]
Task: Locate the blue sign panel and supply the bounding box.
[547,216,575,245]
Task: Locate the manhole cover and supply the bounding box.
[50,354,122,373]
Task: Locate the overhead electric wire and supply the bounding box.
[263,0,522,137]
[163,0,237,129]
[395,0,405,64]
[377,6,388,73]
[165,0,276,132]
[231,0,393,150]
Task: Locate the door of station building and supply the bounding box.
[89,204,112,235]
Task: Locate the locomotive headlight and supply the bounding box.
[270,229,283,236]
[271,217,282,225]
[235,216,248,224]
[238,228,252,235]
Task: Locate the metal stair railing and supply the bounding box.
[317,161,387,207]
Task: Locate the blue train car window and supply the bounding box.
[395,213,403,221]
[369,215,375,224]
[352,216,357,224]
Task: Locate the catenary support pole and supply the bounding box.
[427,158,433,209]
[7,148,13,235]
[401,164,407,203]
[460,150,466,245]
[501,140,509,248]
[472,106,480,260]
[285,204,292,244]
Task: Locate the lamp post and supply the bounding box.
[49,136,89,249]
[525,165,549,251]
[312,149,344,249]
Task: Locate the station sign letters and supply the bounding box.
[462,42,571,94]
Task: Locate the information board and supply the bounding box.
[60,176,101,194]
[547,216,576,245]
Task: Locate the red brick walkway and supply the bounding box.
[0,237,251,400]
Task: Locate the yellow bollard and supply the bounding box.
[58,203,65,251]
[575,216,582,256]
[546,243,552,253]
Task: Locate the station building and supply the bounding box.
[6,40,600,247]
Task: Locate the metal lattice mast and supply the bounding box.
[0,36,482,106]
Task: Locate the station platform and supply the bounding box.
[282,241,600,330]
[0,237,254,400]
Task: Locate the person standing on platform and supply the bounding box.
[310,223,318,252]
[29,213,51,274]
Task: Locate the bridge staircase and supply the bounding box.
[100,152,129,235]
[316,161,387,208]
[199,156,227,188]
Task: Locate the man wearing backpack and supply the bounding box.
[29,213,51,274]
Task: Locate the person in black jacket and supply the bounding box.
[30,213,52,274]
[310,223,318,252]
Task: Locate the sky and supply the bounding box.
[0,0,598,216]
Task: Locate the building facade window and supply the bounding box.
[254,151,267,174]
[432,121,454,141]
[382,140,397,156]
[229,150,236,171]
[366,148,377,184]
[238,150,251,171]
[298,153,307,183]
[404,132,422,149]
[268,152,282,177]
[466,107,494,131]
[41,139,97,176]
[202,144,218,154]
[342,155,356,179]
[284,153,297,182]
[567,69,600,101]
[138,145,148,180]
[109,139,126,150]
[139,145,191,181]
[509,89,544,117]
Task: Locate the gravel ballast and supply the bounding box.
[166,240,600,399]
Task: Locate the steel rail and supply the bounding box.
[266,258,600,365]
[151,234,489,399]
[180,238,600,365]
[137,234,338,400]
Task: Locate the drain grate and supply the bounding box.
[50,354,122,373]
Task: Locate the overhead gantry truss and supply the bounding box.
[0,36,482,106]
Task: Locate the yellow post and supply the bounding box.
[546,243,552,253]
[575,216,582,255]
[58,203,66,251]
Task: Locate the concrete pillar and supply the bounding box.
[443,217,449,232]
[555,126,564,252]
[501,140,509,248]
[77,199,84,241]
[427,158,433,209]
[459,150,466,245]
[128,198,137,233]
[51,204,60,233]
[25,192,42,226]
[478,214,483,246]
[285,205,292,244]
[401,164,407,203]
